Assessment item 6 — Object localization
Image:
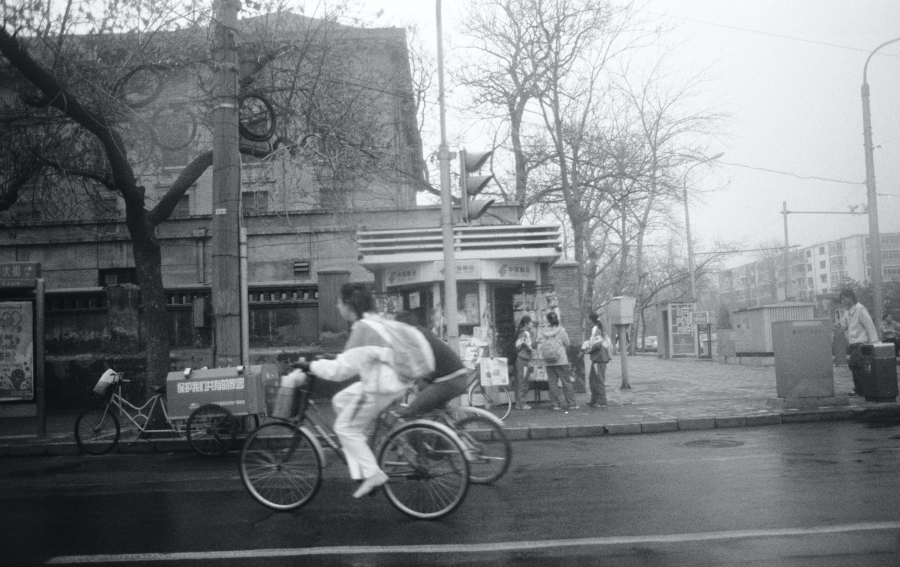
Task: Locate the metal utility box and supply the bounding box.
[772,319,834,399]
[609,296,636,326]
[733,303,816,355]
[859,343,899,402]
[165,364,279,420]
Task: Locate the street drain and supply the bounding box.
[683,439,745,448]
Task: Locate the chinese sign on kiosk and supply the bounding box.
[0,302,34,402]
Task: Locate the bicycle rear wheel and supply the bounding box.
[378,422,469,520]
[240,423,322,511]
[75,406,120,455]
[467,382,512,421]
[187,404,237,457]
[455,416,512,484]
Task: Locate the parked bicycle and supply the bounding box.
[465,365,513,421]
[239,380,471,520]
[74,372,239,457]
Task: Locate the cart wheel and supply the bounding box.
[187,404,236,457]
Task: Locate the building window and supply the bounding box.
[820,261,826,269]
[808,277,813,286]
[819,247,825,255]
[242,191,270,215]
[807,264,812,272]
[820,274,827,283]
[806,250,811,258]
[99,268,137,287]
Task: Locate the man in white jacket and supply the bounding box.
[290,283,433,499]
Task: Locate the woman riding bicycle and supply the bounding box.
[289,283,435,499]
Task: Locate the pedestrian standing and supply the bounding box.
[540,311,577,411]
[513,316,535,410]
[587,313,612,408]
[839,288,879,396]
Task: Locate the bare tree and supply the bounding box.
[0,1,416,391]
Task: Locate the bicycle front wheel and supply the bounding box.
[455,416,512,484]
[467,382,512,421]
[187,404,237,457]
[378,422,469,520]
[75,406,120,455]
[240,423,322,511]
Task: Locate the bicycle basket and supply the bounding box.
[266,380,303,419]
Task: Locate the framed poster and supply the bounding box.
[0,302,34,402]
[669,302,696,357]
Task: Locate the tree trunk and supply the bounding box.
[130,228,171,396]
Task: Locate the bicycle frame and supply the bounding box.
[106,381,180,436]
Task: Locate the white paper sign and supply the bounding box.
[479,357,509,386]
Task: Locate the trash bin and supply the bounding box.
[859,343,899,402]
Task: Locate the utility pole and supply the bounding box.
[211,0,242,366]
[435,0,459,351]
[782,201,791,301]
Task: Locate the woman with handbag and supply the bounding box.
[513,316,535,410]
[587,312,612,408]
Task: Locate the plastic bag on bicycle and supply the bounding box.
[93,369,118,398]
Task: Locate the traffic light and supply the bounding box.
[459,148,494,223]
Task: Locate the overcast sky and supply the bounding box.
[366,0,900,268]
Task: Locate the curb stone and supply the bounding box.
[714,416,747,428]
[528,426,568,440]
[641,421,678,433]
[567,425,606,437]
[605,423,641,435]
[677,417,716,430]
[744,414,783,426]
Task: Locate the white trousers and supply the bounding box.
[331,382,401,480]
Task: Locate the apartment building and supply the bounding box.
[719,233,900,308]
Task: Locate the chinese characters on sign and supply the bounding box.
[0,302,34,402]
[670,302,696,357]
[0,263,40,288]
[176,378,245,394]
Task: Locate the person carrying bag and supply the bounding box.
[513,316,535,410]
[587,312,611,408]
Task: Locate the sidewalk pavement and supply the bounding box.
[2,354,899,456]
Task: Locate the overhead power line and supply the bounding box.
[718,161,865,185]
[644,11,900,57]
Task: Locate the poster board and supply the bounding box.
[513,287,559,381]
[0,302,34,403]
[479,357,509,386]
[669,302,696,357]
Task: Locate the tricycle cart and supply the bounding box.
[165,364,279,456]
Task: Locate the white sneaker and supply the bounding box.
[353,470,389,499]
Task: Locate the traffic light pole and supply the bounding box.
[436,0,459,352]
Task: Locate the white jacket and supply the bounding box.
[309,315,408,395]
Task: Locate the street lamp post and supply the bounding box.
[683,152,724,302]
[861,37,900,326]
